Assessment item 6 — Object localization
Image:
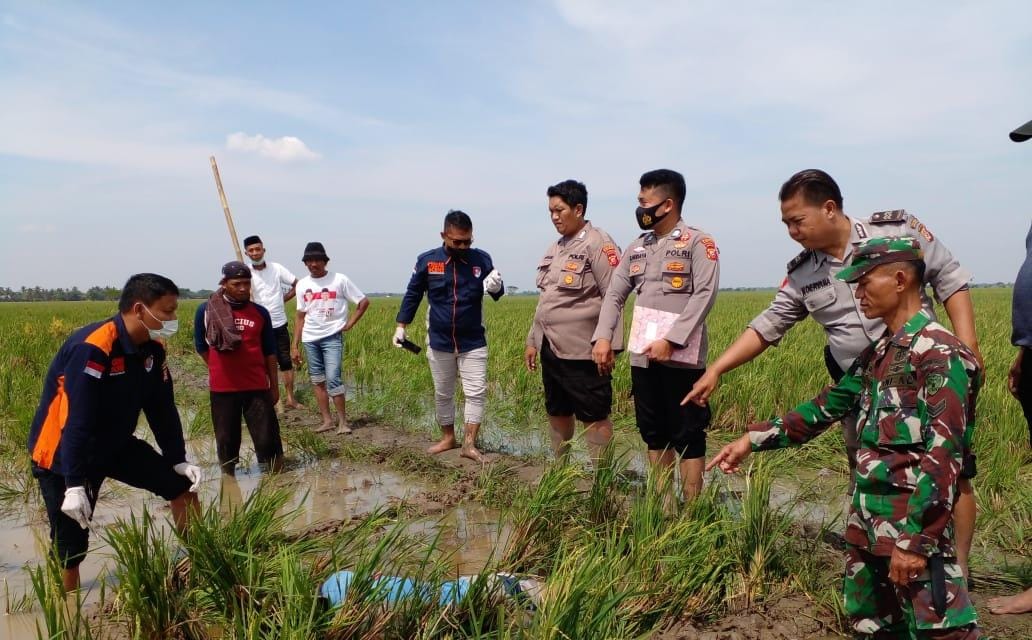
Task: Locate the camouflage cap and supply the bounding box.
[836,236,924,283]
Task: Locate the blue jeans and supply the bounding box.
[304,333,345,397]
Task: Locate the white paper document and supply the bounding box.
[628,306,703,365]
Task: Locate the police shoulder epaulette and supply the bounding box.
[868,209,907,224]
[786,250,812,273]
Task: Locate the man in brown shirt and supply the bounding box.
[526,180,622,462]
[593,169,720,502]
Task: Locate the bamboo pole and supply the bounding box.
[210,155,244,262]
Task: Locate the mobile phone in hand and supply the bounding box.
[400,338,422,354]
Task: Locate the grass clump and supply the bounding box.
[104,508,196,639]
[28,551,99,640]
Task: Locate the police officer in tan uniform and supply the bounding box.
[593,169,720,502]
[526,180,622,463]
[683,169,982,578]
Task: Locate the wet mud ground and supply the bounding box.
[311,417,1032,639]
[2,390,1030,638]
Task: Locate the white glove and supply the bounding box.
[483,269,503,294]
[393,326,407,348]
[173,462,203,493]
[61,486,92,530]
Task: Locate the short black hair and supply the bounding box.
[118,273,179,312]
[639,169,686,209]
[547,180,588,212]
[443,209,473,232]
[778,169,843,210]
[890,260,927,286]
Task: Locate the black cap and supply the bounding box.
[221,261,251,280]
[302,241,329,261]
[1010,119,1032,143]
[243,235,262,247]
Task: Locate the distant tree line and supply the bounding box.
[0,286,214,302]
[0,281,1012,303]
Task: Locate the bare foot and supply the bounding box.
[285,399,303,409]
[427,437,458,455]
[460,445,485,464]
[335,423,352,435]
[988,588,1032,615]
[314,422,334,434]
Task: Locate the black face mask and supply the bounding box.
[635,201,667,230]
[445,244,469,259]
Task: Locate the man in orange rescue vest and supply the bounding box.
[26,273,202,591]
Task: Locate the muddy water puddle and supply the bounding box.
[0,438,505,640]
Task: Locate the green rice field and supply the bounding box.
[0,290,1028,639]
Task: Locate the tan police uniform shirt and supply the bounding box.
[527,222,623,360]
[593,220,721,369]
[750,210,972,371]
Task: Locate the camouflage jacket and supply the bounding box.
[748,309,980,558]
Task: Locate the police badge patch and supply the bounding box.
[473,266,482,278]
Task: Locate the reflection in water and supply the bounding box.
[218,474,244,518]
[0,614,36,640]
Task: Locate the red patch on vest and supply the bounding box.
[701,237,719,261]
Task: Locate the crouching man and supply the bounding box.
[28,273,202,591]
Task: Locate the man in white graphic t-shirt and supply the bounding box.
[243,235,301,410]
[291,242,370,434]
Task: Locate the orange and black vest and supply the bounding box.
[27,315,186,486]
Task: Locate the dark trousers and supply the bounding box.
[210,390,283,474]
[1019,347,1032,448]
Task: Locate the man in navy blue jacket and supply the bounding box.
[394,210,504,462]
[27,273,202,591]
[985,117,1032,616]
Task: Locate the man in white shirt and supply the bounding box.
[244,235,301,410]
[291,242,370,434]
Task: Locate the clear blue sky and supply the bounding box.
[2,1,1031,292]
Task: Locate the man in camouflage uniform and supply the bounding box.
[708,237,980,639]
[526,180,622,463]
[684,169,981,578]
[593,169,720,501]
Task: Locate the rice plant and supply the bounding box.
[27,551,98,640]
[103,507,197,639]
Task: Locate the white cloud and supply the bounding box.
[225,132,321,162]
[540,0,1031,145]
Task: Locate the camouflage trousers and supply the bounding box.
[843,545,979,639]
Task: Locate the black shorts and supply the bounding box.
[540,340,612,422]
[631,365,711,458]
[210,390,283,473]
[33,437,192,569]
[273,324,293,371]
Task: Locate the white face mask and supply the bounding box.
[249,257,265,266]
[141,304,179,340]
